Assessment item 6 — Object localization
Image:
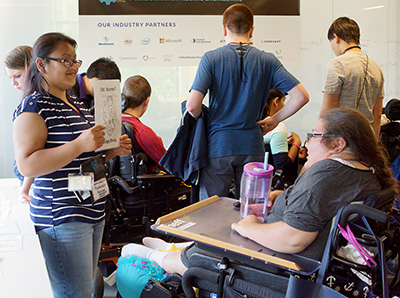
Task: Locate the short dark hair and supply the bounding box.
[327,17,360,44]
[24,32,77,98]
[222,4,254,35]
[5,45,32,70]
[262,88,285,118]
[86,58,121,81]
[122,75,151,109]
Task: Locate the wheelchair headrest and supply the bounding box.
[384,98,400,121]
[364,187,395,214]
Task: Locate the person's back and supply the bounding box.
[121,75,166,173]
[186,4,308,200]
[325,52,383,120]
[200,45,299,159]
[321,16,384,136]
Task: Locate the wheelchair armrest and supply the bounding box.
[339,204,389,227]
[136,174,178,181]
[182,267,219,298]
[108,175,140,194]
[136,174,180,191]
[331,255,371,272]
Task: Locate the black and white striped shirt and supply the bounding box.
[13,91,106,228]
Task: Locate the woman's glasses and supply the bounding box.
[306,133,339,142]
[45,57,83,68]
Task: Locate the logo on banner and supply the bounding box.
[99,0,116,5]
[124,38,133,45]
[141,38,151,45]
[99,36,114,46]
[163,55,173,62]
[261,39,282,44]
[159,38,182,44]
[178,56,202,60]
[274,50,283,59]
[119,56,137,61]
[142,55,156,61]
[192,38,211,44]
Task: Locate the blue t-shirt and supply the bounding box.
[190,44,300,159]
[13,90,106,228]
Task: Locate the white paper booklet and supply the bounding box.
[94,79,121,151]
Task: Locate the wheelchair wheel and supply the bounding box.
[92,265,104,298]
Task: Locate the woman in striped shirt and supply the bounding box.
[12,32,131,298]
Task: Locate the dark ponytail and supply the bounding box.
[23,33,77,98]
[262,88,285,119]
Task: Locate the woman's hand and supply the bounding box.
[19,192,31,204]
[114,134,132,156]
[231,215,261,239]
[267,190,283,209]
[75,125,106,152]
[105,134,132,162]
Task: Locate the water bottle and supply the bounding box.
[240,162,274,223]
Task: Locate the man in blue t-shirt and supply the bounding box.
[186,3,309,200]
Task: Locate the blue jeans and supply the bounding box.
[199,154,264,201]
[37,220,105,298]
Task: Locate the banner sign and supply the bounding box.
[79,0,300,16]
[79,0,300,67]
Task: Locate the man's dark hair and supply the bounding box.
[122,75,151,109]
[86,57,121,81]
[223,4,254,35]
[327,17,360,44]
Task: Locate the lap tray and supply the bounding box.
[151,196,320,275]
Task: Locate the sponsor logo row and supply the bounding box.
[99,36,283,46]
[109,54,203,62]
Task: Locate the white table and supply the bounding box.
[0,178,53,298]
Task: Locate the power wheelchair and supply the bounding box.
[135,187,400,298]
[94,121,191,297]
[103,120,191,245]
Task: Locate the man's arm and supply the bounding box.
[186,90,205,119]
[258,83,309,134]
[372,97,383,138]
[231,215,318,254]
[320,92,340,116]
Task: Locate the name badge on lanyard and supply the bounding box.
[70,154,110,204]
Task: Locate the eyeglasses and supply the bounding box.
[306,133,340,142]
[44,57,83,68]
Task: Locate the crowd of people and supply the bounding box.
[5,3,395,298]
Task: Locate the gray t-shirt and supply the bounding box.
[267,159,382,260]
[323,51,384,124]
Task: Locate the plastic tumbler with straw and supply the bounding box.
[240,153,274,223]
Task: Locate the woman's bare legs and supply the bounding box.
[162,252,188,275]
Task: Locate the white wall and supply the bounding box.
[0,0,399,178]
